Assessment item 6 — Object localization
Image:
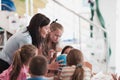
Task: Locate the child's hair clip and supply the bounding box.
[52,19,58,23]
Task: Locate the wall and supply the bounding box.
[99,0,116,73]
[116,0,120,75]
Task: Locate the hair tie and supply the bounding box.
[76,64,82,68]
[52,19,58,23]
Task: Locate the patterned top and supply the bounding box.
[59,65,92,80]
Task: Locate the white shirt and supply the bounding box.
[0,28,32,64]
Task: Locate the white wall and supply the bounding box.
[99,0,116,73]
[116,0,120,75]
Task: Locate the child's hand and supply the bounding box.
[48,49,55,57]
[48,61,59,70]
[49,51,57,63]
[47,49,56,60]
[84,61,92,70]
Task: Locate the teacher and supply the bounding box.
[0,13,50,73]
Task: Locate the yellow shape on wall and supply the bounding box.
[14,0,48,16]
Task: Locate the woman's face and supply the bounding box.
[39,24,50,38]
[49,29,63,43]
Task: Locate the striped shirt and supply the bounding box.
[59,65,92,80]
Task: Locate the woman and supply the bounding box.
[0,13,50,73]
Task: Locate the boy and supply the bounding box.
[27,56,48,80]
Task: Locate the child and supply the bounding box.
[43,20,64,60]
[0,44,37,80]
[47,45,73,77]
[27,56,48,80]
[58,49,92,80]
[56,45,73,65]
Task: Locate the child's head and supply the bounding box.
[13,44,38,66]
[43,21,64,56]
[10,44,37,80]
[29,56,48,76]
[49,22,64,43]
[67,49,84,80]
[56,45,73,65]
[67,49,83,65]
[61,45,73,54]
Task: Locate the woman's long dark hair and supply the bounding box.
[27,13,50,48]
[67,49,84,80]
[10,44,37,80]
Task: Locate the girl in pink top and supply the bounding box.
[0,44,37,80]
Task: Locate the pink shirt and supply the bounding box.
[0,65,28,80]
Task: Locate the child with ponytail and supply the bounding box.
[0,44,37,80]
[58,49,91,80]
